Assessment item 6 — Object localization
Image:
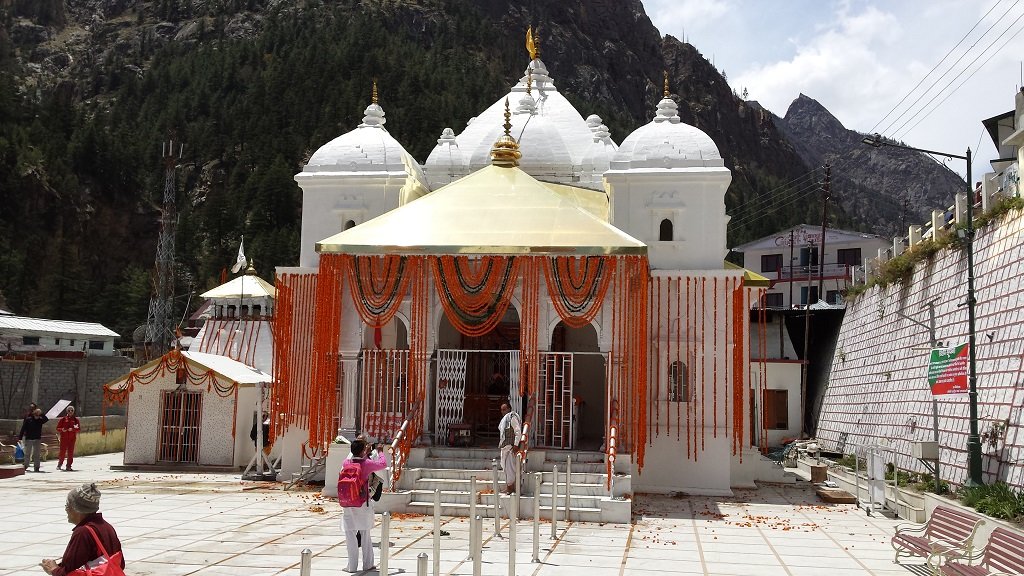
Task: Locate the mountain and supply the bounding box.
[771,94,967,237]
[0,0,938,341]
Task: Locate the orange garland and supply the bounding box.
[433,255,521,337]
[543,256,615,328]
[519,257,541,399]
[346,254,413,328]
[309,254,345,448]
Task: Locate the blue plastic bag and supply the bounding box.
[14,442,23,462]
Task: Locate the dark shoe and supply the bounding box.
[66,467,74,471]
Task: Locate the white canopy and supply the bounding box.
[200,274,276,299]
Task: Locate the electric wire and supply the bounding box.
[891,6,1024,140]
[868,0,1007,135]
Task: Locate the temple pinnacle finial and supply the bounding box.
[526,68,532,96]
[663,70,669,98]
[526,26,538,60]
[372,78,378,104]
[490,97,521,167]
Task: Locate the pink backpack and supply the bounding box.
[337,459,368,507]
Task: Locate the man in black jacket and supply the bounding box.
[19,406,48,472]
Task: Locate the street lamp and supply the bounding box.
[861,133,982,486]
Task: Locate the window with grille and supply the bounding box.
[762,389,789,430]
[760,254,783,273]
[668,360,688,402]
[836,248,862,266]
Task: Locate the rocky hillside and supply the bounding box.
[0,0,948,340]
[771,94,967,237]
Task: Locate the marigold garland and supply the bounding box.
[346,254,412,328]
[309,254,345,448]
[433,255,520,337]
[519,257,541,400]
[543,256,614,328]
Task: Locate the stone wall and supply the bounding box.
[0,356,131,419]
[817,208,1024,490]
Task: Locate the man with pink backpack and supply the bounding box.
[338,438,387,573]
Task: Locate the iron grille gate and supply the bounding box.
[361,349,409,441]
[158,390,202,463]
[537,352,574,449]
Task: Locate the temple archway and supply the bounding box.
[550,321,605,450]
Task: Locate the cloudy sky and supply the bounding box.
[642,0,1024,178]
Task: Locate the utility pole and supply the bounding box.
[818,164,831,301]
[144,138,183,360]
[788,228,795,309]
[801,239,814,438]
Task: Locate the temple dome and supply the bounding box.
[453,59,597,187]
[304,102,426,181]
[611,96,723,170]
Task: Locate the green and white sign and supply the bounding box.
[928,343,969,396]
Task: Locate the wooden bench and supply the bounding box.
[941,527,1024,576]
[0,435,18,464]
[892,505,986,572]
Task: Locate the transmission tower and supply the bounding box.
[143,138,183,359]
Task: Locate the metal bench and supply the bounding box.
[892,505,986,573]
[941,527,1024,576]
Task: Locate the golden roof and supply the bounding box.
[316,164,645,256]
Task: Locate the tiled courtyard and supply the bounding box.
[2,453,922,575]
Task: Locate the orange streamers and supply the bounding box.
[346,255,413,328]
[433,255,520,337]
[543,256,615,328]
[309,254,345,449]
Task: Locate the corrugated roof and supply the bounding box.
[104,350,272,392]
[0,316,118,338]
[200,274,277,299]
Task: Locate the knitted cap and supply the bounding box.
[67,483,101,514]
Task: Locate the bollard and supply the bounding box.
[299,548,311,576]
[551,465,560,535]
[433,488,441,576]
[492,459,502,536]
[532,472,540,562]
[417,552,428,576]
[564,455,572,524]
[472,515,483,576]
[508,483,517,576]
[381,512,390,576]
[513,455,522,520]
[468,476,477,560]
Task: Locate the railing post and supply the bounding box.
[417,552,428,576]
[550,464,558,539]
[433,488,441,576]
[472,515,483,576]
[508,478,517,576]
[299,548,311,576]
[468,476,477,560]
[564,455,571,523]
[492,459,502,536]
[381,513,390,576]
[532,472,540,562]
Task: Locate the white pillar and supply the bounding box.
[340,352,360,437]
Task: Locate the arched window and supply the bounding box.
[659,219,673,241]
[668,360,688,402]
[344,219,357,230]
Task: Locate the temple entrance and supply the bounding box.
[551,322,606,451]
[158,390,202,463]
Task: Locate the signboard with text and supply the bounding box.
[928,343,969,396]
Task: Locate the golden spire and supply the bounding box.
[526,26,538,60]
[526,68,532,96]
[372,78,378,104]
[490,98,522,167]
[663,70,669,97]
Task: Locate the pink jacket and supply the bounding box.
[349,453,387,483]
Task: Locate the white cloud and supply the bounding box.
[643,0,735,40]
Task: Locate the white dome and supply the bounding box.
[582,114,617,186]
[612,97,723,170]
[304,103,427,182]
[424,127,466,188]
[453,59,598,186]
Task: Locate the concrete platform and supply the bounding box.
[0,452,922,575]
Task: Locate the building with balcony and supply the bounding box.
[733,224,888,309]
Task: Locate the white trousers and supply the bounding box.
[500,446,517,486]
[342,505,375,571]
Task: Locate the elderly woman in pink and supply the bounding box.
[340,438,387,573]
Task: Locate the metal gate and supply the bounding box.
[435,350,469,444]
[536,352,574,449]
[158,390,202,463]
[361,349,409,440]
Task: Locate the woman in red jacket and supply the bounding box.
[56,406,80,471]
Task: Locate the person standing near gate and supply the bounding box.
[57,406,81,471]
[498,403,521,494]
[18,406,48,472]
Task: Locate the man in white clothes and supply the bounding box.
[497,403,522,494]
